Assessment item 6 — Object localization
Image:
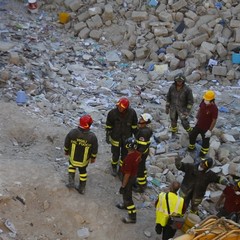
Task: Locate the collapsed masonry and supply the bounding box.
[57,0,240,85]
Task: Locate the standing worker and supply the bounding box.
[165,73,194,136]
[188,90,218,158]
[105,97,138,177]
[64,114,98,194]
[116,137,142,223]
[134,113,153,193]
[175,156,229,214]
[155,181,185,240]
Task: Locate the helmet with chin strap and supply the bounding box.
[79,114,93,130]
[202,157,214,169]
[116,97,129,110]
[125,137,137,149]
[203,90,215,101]
[174,73,186,83]
[139,113,152,124]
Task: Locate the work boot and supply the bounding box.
[116,203,126,210]
[199,152,206,158]
[111,166,117,177]
[187,147,195,152]
[122,216,136,224]
[77,181,86,195]
[66,173,75,188]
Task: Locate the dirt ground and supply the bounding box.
[0,101,162,240]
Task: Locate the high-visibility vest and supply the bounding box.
[156,192,184,227]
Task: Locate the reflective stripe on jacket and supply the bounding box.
[64,127,98,167]
[135,126,153,153]
[105,107,138,144]
[175,160,221,199]
[156,192,184,226]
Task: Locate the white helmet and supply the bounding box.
[140,113,152,124]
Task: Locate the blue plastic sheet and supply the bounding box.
[148,0,158,7]
[219,106,229,113]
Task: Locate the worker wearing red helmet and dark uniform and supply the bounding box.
[64,114,98,194]
[105,97,138,177]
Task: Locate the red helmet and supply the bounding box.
[116,97,129,110]
[79,114,93,129]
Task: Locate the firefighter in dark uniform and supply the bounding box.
[175,156,229,214]
[165,73,194,136]
[105,97,138,177]
[134,113,153,193]
[116,137,142,223]
[64,114,98,194]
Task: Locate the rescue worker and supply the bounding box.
[64,114,98,194]
[165,73,194,136]
[116,137,142,223]
[175,156,229,214]
[133,113,153,193]
[155,181,184,240]
[105,97,138,177]
[216,179,240,222]
[188,90,218,158]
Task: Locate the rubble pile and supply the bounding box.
[59,0,240,85]
[0,0,240,218]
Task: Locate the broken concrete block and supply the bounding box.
[191,33,209,46]
[131,11,148,22]
[102,4,114,22]
[121,49,134,61]
[171,0,187,11]
[212,66,227,76]
[221,133,236,142]
[78,27,90,39]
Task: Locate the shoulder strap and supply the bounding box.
[166,192,170,215]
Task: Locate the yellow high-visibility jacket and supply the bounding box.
[156,192,184,227]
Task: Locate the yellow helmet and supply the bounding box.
[203,90,215,101]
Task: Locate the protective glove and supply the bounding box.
[106,132,110,144]
[220,176,229,186]
[119,186,125,194]
[205,130,212,138]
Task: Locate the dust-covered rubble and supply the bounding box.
[1,0,240,235]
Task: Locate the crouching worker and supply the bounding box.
[216,179,240,222]
[175,156,229,214]
[155,181,184,240]
[116,137,141,223]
